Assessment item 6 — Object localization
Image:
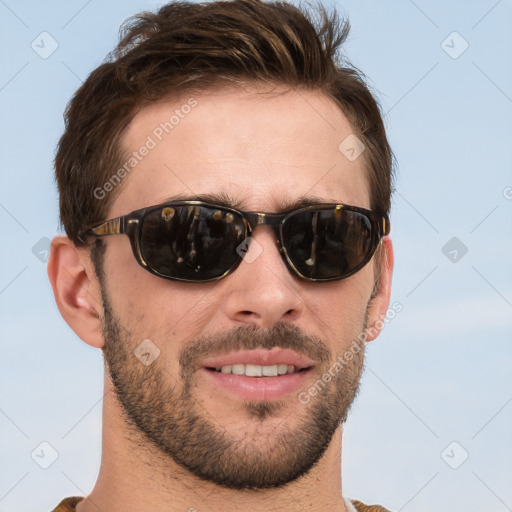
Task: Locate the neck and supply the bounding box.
[77,378,348,512]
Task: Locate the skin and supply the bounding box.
[48,84,393,512]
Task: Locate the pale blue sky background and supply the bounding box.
[1,1,511,511]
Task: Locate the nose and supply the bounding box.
[221,226,305,328]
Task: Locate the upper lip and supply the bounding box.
[199,348,314,370]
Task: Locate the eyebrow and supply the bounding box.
[158,192,342,212]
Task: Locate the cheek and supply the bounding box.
[103,245,222,348]
[306,273,374,344]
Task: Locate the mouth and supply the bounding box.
[206,363,310,377]
[198,348,314,401]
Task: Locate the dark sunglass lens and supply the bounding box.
[140,205,245,280]
[282,208,375,279]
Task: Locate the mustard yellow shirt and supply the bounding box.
[51,496,391,511]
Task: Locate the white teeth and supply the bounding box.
[277,364,288,375]
[232,364,245,375]
[262,365,278,377]
[216,364,299,376]
[245,364,262,377]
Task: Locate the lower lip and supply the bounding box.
[199,368,312,401]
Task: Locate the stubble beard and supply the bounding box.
[95,256,367,490]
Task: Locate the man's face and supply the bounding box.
[96,85,384,488]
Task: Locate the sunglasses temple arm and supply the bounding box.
[381,214,391,236]
[88,217,125,237]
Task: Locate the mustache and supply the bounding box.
[179,323,331,370]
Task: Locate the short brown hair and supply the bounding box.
[55,0,393,246]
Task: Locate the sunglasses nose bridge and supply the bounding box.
[238,212,292,282]
[243,211,285,247]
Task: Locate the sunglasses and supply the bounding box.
[79,200,390,283]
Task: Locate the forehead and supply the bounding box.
[110,84,369,217]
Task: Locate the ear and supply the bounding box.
[47,235,105,349]
[364,237,394,342]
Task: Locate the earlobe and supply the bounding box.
[47,235,105,349]
[364,237,394,342]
